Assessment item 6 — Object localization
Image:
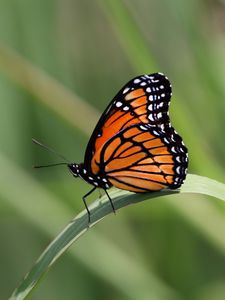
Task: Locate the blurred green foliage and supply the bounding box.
[0,0,225,299]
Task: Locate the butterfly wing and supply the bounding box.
[84,73,173,175]
[98,124,188,192]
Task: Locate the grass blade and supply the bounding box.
[9,174,225,299]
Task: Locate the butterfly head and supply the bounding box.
[67,163,81,177]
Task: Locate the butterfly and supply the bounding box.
[33,73,188,222]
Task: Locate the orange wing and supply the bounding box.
[84,73,172,174]
[96,124,188,192]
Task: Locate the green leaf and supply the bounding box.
[9,174,225,299]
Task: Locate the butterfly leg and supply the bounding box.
[82,187,96,224]
[104,189,116,215]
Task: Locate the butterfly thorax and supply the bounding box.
[68,163,112,189]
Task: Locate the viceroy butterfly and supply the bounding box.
[34,73,188,222]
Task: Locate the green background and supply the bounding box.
[0,1,225,299]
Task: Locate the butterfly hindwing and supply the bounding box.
[97,124,188,192]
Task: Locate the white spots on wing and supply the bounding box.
[83,169,87,174]
[116,101,122,107]
[153,130,160,136]
[161,93,165,97]
[105,184,110,189]
[148,104,153,110]
[157,112,162,119]
[93,182,98,186]
[164,137,170,144]
[140,125,148,131]
[140,82,147,86]
[160,124,165,131]
[134,78,141,84]
[171,135,176,142]
[148,114,155,121]
[123,87,130,94]
[176,166,181,174]
[88,176,93,180]
[160,85,164,89]
[123,106,129,111]
[102,178,107,182]
[146,87,151,93]
[149,95,154,101]
[176,156,181,163]
[171,146,177,153]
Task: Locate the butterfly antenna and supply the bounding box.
[33,162,68,169]
[32,138,70,163]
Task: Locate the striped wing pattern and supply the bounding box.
[84,73,188,192]
[99,124,187,192]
